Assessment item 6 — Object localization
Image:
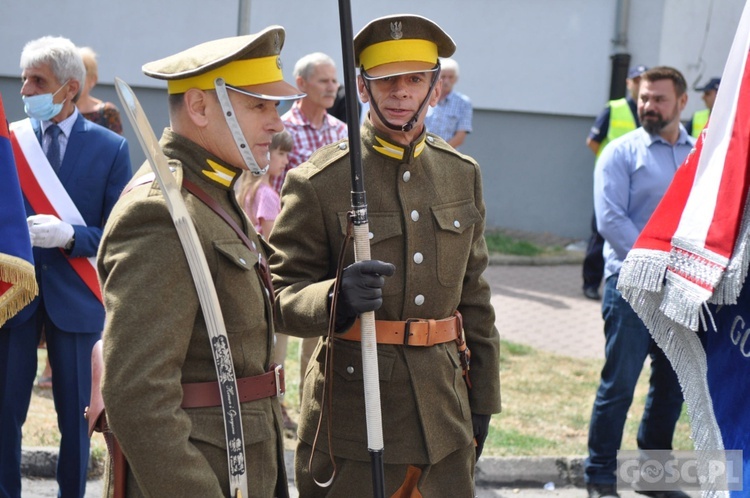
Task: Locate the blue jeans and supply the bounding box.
[584,275,684,485]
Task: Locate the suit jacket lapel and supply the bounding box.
[58,114,86,183]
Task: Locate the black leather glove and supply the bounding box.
[472,413,492,460]
[335,260,395,329]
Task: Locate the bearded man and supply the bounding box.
[584,66,694,498]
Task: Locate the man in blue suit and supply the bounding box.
[0,36,131,498]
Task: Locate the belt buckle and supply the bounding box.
[404,318,430,346]
[274,364,285,398]
[404,318,419,346]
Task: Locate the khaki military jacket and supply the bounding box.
[98,130,287,497]
[270,121,501,465]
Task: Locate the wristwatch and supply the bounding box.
[64,235,75,252]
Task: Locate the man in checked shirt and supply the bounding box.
[274,51,349,408]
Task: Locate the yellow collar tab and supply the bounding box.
[371,133,427,161]
[359,39,438,72]
[167,55,282,94]
[202,158,239,188]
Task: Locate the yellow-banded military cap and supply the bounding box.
[142,26,304,99]
[354,14,455,79]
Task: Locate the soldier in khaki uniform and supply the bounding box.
[97,28,303,497]
[270,14,501,497]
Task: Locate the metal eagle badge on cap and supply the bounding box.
[273,33,283,69]
[390,21,403,40]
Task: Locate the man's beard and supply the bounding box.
[641,111,669,134]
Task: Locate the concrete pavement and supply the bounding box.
[486,261,605,359]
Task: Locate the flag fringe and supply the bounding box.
[659,273,713,332]
[617,248,669,293]
[637,309,728,498]
[618,249,735,496]
[713,192,750,306]
[0,254,38,327]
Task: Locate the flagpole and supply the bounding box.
[336,1,386,496]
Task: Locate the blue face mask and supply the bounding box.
[22,81,68,121]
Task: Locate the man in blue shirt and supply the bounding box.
[585,66,694,498]
[582,65,647,301]
[424,57,472,149]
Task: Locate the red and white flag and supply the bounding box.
[618,1,750,495]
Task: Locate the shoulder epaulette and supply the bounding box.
[128,160,183,198]
[424,133,479,167]
[304,139,351,177]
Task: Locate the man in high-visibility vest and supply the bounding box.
[581,65,647,301]
[686,77,720,138]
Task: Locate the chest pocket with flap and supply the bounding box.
[430,200,482,287]
[337,211,403,296]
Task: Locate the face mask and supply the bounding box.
[22,81,68,121]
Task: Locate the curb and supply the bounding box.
[488,250,584,266]
[22,447,105,479]
[475,455,585,488]
[21,447,59,478]
[22,447,586,489]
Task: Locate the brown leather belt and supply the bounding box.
[339,315,461,346]
[181,365,285,409]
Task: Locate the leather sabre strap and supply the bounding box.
[182,178,275,308]
[308,212,357,487]
[182,365,285,408]
[85,340,127,498]
[339,315,461,346]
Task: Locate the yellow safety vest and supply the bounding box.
[691,109,710,138]
[596,98,637,158]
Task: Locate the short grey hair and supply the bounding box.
[440,57,459,76]
[293,52,336,80]
[20,36,86,92]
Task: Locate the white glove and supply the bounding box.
[27,214,75,249]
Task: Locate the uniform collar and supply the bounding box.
[160,128,243,190]
[362,119,428,163]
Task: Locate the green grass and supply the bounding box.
[489,339,693,457]
[26,338,694,461]
[484,230,571,257]
[485,232,545,256]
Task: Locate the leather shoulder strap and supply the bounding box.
[182,178,275,305]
